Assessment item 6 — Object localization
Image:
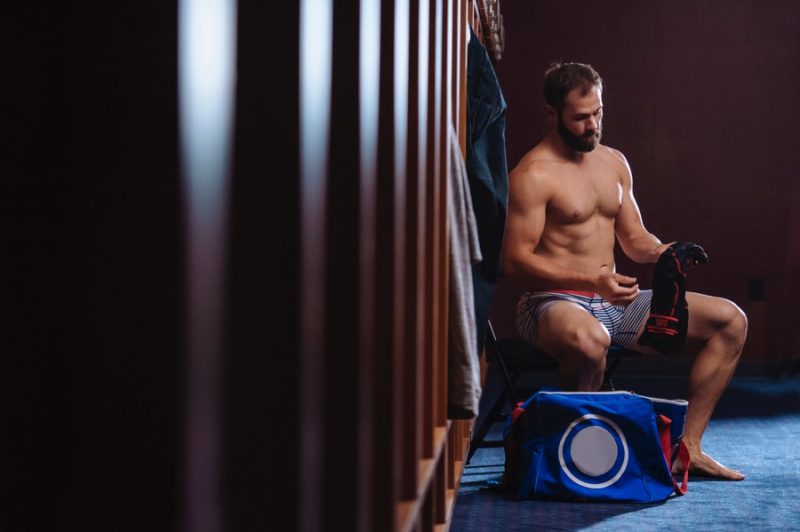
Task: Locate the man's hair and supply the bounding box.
[544,62,602,112]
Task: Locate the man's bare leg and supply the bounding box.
[636,292,747,480]
[534,302,611,391]
[533,293,746,478]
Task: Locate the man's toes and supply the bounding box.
[690,454,745,480]
[719,467,745,481]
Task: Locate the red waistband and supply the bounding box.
[546,289,596,297]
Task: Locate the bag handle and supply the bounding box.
[657,414,690,495]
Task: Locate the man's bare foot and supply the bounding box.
[672,450,745,480]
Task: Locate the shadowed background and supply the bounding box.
[2,1,798,530]
[456,2,800,529]
[489,0,800,363]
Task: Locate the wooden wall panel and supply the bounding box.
[422,0,442,461]
[298,0,333,530]
[323,0,364,530]
[226,2,300,530]
[374,0,400,524]
[437,0,451,432]
[2,1,484,530]
[403,0,423,503]
[294,1,477,530]
[357,1,381,530]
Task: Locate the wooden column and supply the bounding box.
[291,1,475,530]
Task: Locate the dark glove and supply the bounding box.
[638,242,708,353]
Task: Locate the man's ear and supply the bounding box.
[545,105,557,124]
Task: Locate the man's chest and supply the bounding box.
[546,173,622,224]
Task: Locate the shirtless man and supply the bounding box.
[502,62,747,480]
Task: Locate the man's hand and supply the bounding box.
[595,266,639,306]
[638,241,708,354]
[651,241,708,269]
[670,241,709,273]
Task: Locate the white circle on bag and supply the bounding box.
[570,425,617,476]
[558,414,629,489]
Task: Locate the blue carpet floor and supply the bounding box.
[453,376,800,531]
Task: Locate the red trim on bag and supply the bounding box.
[656,414,673,468]
[502,402,528,492]
[657,414,689,496]
[511,401,526,423]
[675,441,690,495]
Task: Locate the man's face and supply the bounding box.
[557,86,603,152]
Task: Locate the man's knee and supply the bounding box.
[691,294,748,349]
[701,297,748,352]
[558,324,611,369]
[720,300,748,348]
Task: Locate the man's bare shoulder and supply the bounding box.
[511,144,566,183]
[592,145,635,188]
[508,148,564,208]
[595,144,630,171]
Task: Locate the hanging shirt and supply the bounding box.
[466,26,509,355]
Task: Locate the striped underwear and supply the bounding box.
[515,289,653,349]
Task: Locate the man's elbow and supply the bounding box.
[501,249,525,279]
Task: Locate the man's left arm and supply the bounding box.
[611,150,671,264]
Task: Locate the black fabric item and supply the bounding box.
[472,274,496,361]
[638,242,709,353]
[466,27,508,281]
[466,27,509,356]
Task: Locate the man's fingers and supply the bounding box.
[614,274,637,286]
[675,241,709,264]
[622,283,639,296]
[686,244,709,262]
[611,283,639,305]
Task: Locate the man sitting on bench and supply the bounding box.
[502,62,747,480]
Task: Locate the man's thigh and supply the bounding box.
[534,301,610,359]
[628,291,743,356]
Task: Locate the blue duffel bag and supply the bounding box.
[502,390,690,503]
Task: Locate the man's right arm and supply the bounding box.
[501,164,639,304]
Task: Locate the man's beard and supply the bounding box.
[557,115,601,153]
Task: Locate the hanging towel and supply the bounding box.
[448,123,483,419]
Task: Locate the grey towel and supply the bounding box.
[447,124,483,418]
